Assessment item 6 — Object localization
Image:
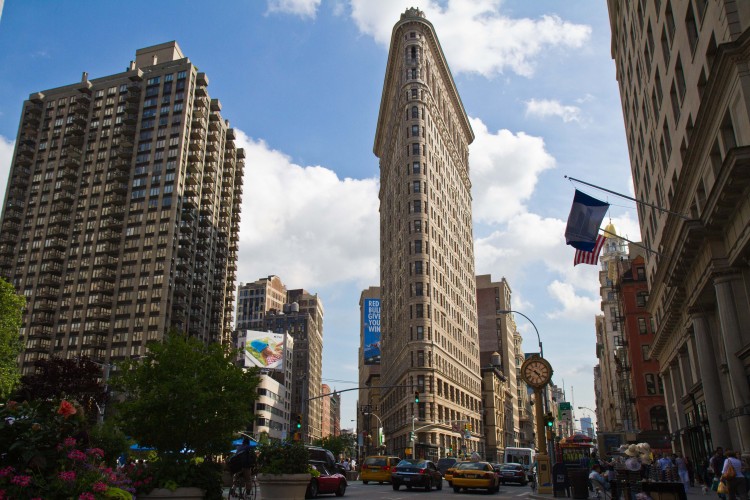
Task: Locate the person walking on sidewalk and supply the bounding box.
[720,450,746,500]
[676,453,690,493]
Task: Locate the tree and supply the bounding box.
[17,357,107,420]
[112,330,259,459]
[0,277,24,399]
[312,434,356,460]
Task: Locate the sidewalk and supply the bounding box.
[530,483,707,500]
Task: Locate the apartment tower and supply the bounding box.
[236,278,325,442]
[375,8,482,460]
[608,1,750,456]
[0,42,243,373]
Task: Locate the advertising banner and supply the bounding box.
[244,331,285,370]
[363,298,381,365]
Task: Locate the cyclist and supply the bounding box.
[237,437,257,490]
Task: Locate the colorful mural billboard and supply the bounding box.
[363,298,381,365]
[244,331,285,370]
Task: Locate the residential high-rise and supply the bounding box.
[0,42,243,373]
[236,278,324,442]
[608,1,750,455]
[375,8,482,460]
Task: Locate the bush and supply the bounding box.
[257,440,310,475]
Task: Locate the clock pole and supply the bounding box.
[521,355,554,495]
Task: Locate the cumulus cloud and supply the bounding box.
[546,280,601,321]
[469,117,556,224]
[525,98,582,123]
[266,0,321,18]
[349,0,591,77]
[233,130,380,289]
[0,135,14,201]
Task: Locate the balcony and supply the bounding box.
[116,147,133,160]
[28,325,53,338]
[64,124,84,136]
[189,139,204,151]
[89,293,113,307]
[42,249,65,262]
[17,142,36,158]
[98,242,120,255]
[123,113,138,125]
[40,261,63,274]
[33,299,57,311]
[103,193,125,206]
[92,268,116,281]
[48,213,71,226]
[1,220,20,235]
[44,237,67,250]
[35,286,59,299]
[52,190,74,203]
[38,274,62,288]
[126,85,142,101]
[31,312,55,325]
[106,169,129,184]
[91,281,114,294]
[94,255,118,268]
[102,206,125,219]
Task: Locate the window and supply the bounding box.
[413,180,421,193]
[147,77,161,86]
[414,261,423,274]
[638,317,648,334]
[641,344,650,360]
[413,200,421,213]
[645,374,657,394]
[412,143,420,155]
[413,220,422,232]
[412,162,420,174]
[636,266,646,280]
[415,282,423,296]
[636,292,648,308]
[411,106,419,119]
[414,240,422,253]
[411,124,419,137]
[411,88,418,99]
[415,304,424,319]
[685,4,699,54]
[416,326,424,340]
[650,406,668,431]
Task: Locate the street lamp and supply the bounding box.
[496,309,543,358]
[363,412,383,449]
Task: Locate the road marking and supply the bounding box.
[517,491,531,496]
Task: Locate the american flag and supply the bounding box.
[574,234,607,266]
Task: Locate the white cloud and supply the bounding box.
[525,98,582,123]
[469,116,555,224]
[0,135,14,202]
[349,0,591,77]
[546,280,601,321]
[233,130,380,289]
[266,0,321,18]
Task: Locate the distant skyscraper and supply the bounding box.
[0,42,243,372]
[237,277,324,442]
[375,8,482,459]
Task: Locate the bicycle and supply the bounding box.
[228,468,257,500]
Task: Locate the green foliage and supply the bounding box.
[90,420,131,466]
[311,434,356,460]
[112,330,259,459]
[111,330,258,496]
[123,458,223,499]
[257,440,310,474]
[0,277,24,399]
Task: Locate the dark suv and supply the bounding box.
[437,457,458,477]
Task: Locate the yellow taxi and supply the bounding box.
[360,456,401,484]
[444,461,468,486]
[451,461,500,493]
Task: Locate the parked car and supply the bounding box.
[306,445,346,474]
[498,462,528,485]
[436,457,458,477]
[360,456,401,484]
[306,463,347,498]
[391,458,443,491]
[451,461,500,493]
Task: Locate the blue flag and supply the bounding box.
[565,190,609,251]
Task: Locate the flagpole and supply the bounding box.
[565,175,691,221]
[599,227,663,257]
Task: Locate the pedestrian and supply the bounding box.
[342,458,350,471]
[685,455,695,487]
[710,448,726,499]
[675,452,690,493]
[658,453,673,482]
[720,450,746,500]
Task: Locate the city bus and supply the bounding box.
[504,447,536,481]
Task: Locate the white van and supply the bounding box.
[504,447,536,481]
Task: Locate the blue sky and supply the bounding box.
[0,0,641,432]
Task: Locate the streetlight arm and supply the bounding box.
[497,309,543,358]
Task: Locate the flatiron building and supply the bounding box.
[375,8,483,459]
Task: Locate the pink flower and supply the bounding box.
[0,467,14,478]
[63,437,77,447]
[57,400,77,418]
[93,482,107,493]
[67,449,88,461]
[59,471,76,482]
[87,448,105,458]
[79,493,96,500]
[11,475,31,487]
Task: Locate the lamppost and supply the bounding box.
[363,412,383,453]
[77,357,112,425]
[496,309,543,358]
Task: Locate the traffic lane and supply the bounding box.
[347,480,533,498]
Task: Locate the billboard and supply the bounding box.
[244,331,285,371]
[363,298,381,365]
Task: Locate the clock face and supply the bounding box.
[522,358,552,388]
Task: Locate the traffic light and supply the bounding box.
[295,414,302,430]
[545,412,554,428]
[409,431,415,442]
[414,391,420,403]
